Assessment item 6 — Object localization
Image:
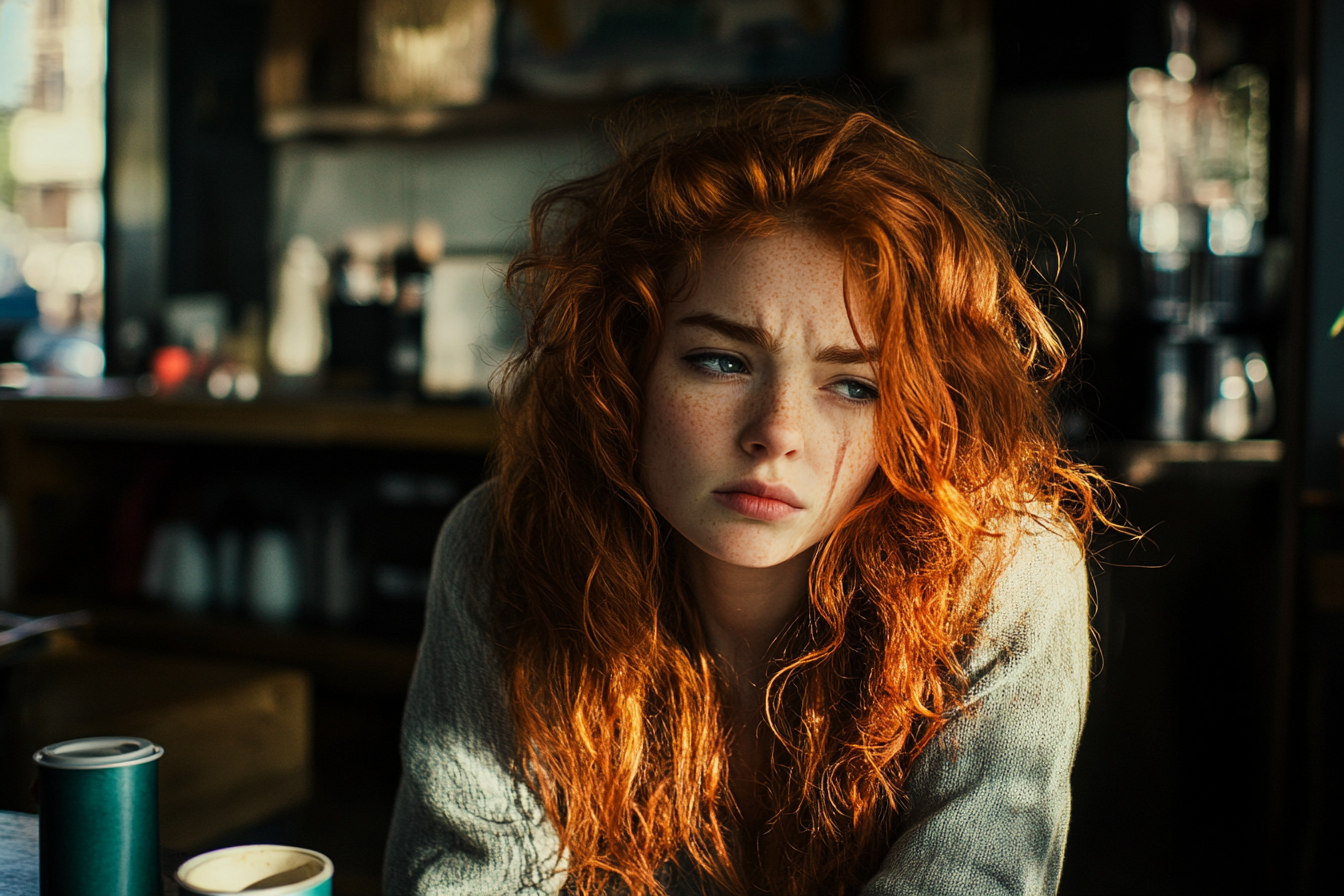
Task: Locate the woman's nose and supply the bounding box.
[739,378,804,460]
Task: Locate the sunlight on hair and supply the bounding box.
[488,93,1117,896]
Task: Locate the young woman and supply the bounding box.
[384,95,1104,896]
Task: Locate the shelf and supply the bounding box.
[0,394,496,452]
[261,98,614,141]
[19,600,418,699]
[1119,439,1284,464]
[1303,490,1344,509]
[1102,439,1284,486]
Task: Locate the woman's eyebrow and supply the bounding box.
[677,312,877,365]
[676,312,781,352]
[814,344,879,365]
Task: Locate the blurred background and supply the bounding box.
[0,0,1341,892]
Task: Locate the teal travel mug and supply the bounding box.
[176,845,333,895]
[34,736,164,896]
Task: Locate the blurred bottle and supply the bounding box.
[249,529,302,624]
[142,522,213,613]
[269,235,330,380]
[384,221,444,396]
[385,244,427,396]
[327,232,391,394]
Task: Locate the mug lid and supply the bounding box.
[34,736,164,769]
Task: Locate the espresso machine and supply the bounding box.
[1127,14,1275,442]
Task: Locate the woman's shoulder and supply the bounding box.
[986,507,1086,613]
[960,506,1089,699]
[427,480,497,623]
[412,480,509,740]
[436,480,496,562]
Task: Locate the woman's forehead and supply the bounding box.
[671,230,877,350]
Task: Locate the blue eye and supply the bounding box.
[687,353,747,375]
[835,379,878,402]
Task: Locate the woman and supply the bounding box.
[385,94,1104,896]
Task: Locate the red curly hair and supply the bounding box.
[489,94,1102,896]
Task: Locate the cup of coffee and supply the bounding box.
[176,845,333,895]
[34,736,164,896]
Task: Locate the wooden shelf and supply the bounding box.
[1118,438,1284,464]
[19,601,418,699]
[0,394,496,452]
[261,98,613,141]
[1302,489,1344,509]
[1097,439,1284,486]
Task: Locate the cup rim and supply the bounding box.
[175,844,333,895]
[33,736,164,769]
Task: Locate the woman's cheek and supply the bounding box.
[839,418,880,501]
[642,381,703,500]
[668,385,721,445]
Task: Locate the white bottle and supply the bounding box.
[249,529,302,624]
[268,235,330,377]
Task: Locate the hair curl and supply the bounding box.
[489,93,1106,896]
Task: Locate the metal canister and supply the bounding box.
[33,736,164,896]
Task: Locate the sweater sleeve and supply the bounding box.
[860,516,1090,896]
[384,484,566,896]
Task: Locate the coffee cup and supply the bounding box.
[176,844,333,895]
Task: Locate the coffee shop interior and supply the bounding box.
[0,0,1342,892]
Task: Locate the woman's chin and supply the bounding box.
[688,532,811,571]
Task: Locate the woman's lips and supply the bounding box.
[712,487,802,522]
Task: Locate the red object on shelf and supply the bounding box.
[152,346,193,393]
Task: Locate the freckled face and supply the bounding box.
[639,229,881,569]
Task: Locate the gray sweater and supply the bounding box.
[385,484,1089,895]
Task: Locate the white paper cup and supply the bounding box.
[176,844,332,895]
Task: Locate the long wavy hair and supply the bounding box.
[489,94,1103,896]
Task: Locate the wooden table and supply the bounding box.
[0,811,37,896]
[0,810,196,895]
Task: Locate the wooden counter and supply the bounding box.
[0,395,496,452]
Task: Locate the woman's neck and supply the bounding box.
[685,544,811,828]
[686,545,812,684]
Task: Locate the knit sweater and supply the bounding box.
[384,483,1089,895]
